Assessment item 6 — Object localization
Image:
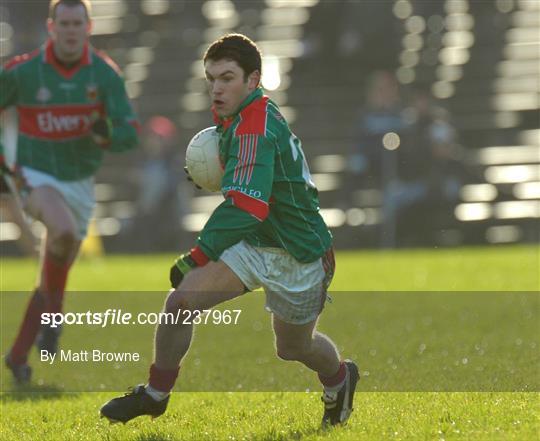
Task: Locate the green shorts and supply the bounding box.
[220,240,335,325]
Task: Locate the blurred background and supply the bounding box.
[0,0,538,256]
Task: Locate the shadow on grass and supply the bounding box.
[130,426,337,441]
[250,425,343,441]
[134,435,175,441]
[0,383,79,402]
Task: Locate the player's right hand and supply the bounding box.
[183,166,202,190]
[91,117,113,146]
[169,252,198,288]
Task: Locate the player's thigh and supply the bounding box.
[166,260,246,312]
[272,314,318,351]
[25,186,78,236]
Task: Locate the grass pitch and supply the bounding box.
[1,245,539,440]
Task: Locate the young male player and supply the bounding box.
[2,0,139,383]
[100,34,358,427]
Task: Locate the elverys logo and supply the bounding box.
[37,111,92,133]
[19,104,104,140]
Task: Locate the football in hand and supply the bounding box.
[185,126,223,192]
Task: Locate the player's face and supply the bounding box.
[48,4,91,63]
[204,59,260,118]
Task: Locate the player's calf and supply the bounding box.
[276,343,311,362]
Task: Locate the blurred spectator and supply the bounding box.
[350,70,407,188]
[351,73,463,247]
[402,86,463,201]
[131,116,189,251]
[388,87,463,246]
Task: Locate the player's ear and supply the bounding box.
[47,18,54,37]
[86,19,92,35]
[248,70,261,90]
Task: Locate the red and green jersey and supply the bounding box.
[194,88,332,264]
[0,39,138,181]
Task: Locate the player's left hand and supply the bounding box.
[0,154,11,176]
[0,157,31,195]
[91,117,113,146]
[169,252,198,288]
[0,155,10,194]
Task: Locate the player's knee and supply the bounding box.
[50,228,78,254]
[164,290,193,318]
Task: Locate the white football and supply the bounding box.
[185,126,223,192]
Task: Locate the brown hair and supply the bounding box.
[49,0,92,19]
[204,33,262,81]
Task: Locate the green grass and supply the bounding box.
[1,245,539,440]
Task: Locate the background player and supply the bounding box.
[2,0,139,383]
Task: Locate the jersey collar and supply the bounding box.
[43,39,92,79]
[212,88,264,131]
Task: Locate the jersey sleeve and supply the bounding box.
[0,65,18,111]
[101,69,139,152]
[196,133,275,261]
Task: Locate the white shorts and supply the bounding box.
[21,167,95,239]
[220,240,335,325]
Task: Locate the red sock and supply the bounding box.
[148,363,180,393]
[10,252,70,365]
[318,362,346,388]
[10,291,46,365]
[42,251,70,313]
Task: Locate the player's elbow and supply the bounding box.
[109,123,140,152]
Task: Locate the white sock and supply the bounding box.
[145,384,170,402]
[324,378,345,396]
